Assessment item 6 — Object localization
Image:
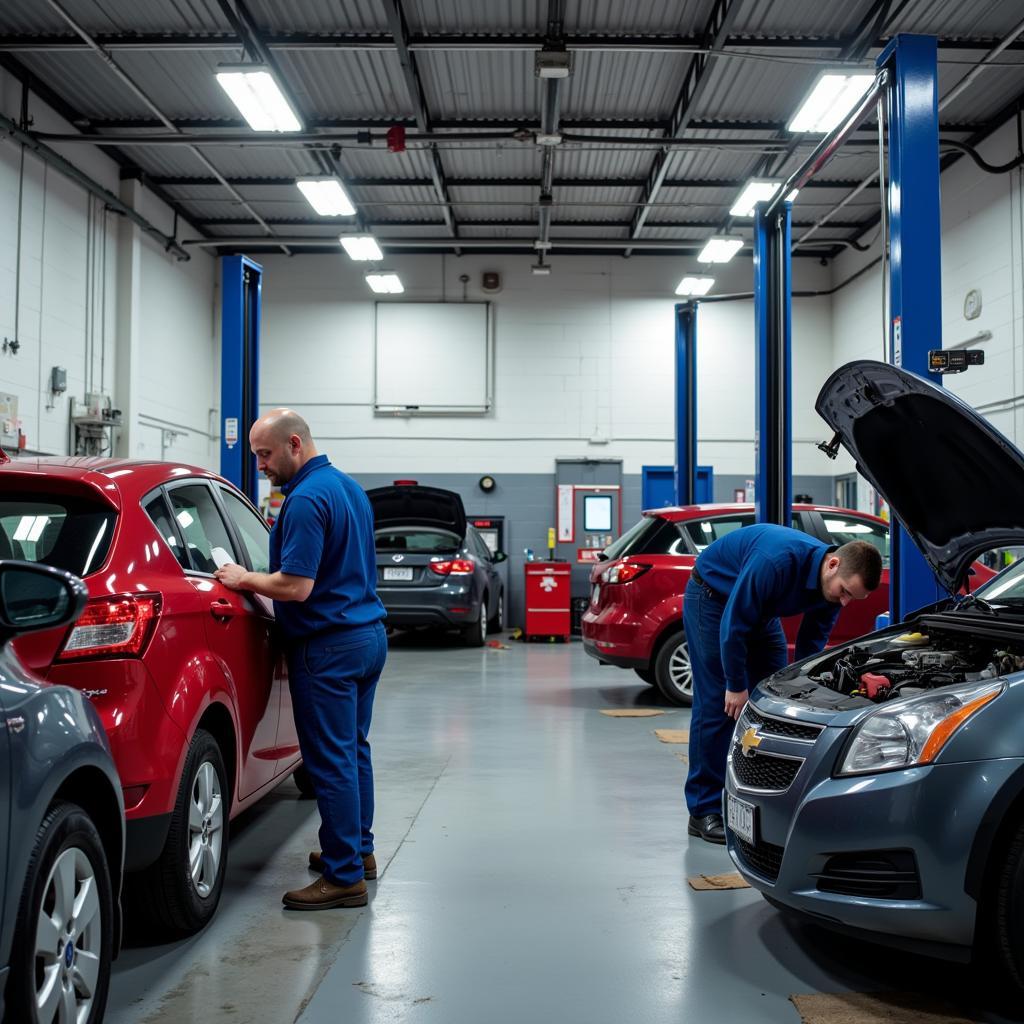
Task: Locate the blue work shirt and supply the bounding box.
[269,454,386,639]
[694,524,840,692]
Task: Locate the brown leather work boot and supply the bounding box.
[308,850,377,880]
[282,876,368,910]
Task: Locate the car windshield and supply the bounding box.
[975,560,1024,603]
[375,527,461,554]
[0,495,116,576]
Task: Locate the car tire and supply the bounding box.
[992,814,1024,990]
[654,631,694,707]
[8,800,114,1024]
[633,667,656,686]
[292,763,317,799]
[133,729,229,936]
[488,590,504,634]
[462,597,487,647]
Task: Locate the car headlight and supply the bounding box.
[836,678,1005,776]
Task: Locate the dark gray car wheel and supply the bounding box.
[488,590,504,634]
[8,801,114,1024]
[992,815,1024,990]
[654,631,693,707]
[463,598,487,647]
[633,667,656,686]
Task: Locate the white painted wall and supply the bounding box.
[831,116,1024,508]
[0,67,219,467]
[258,250,833,477]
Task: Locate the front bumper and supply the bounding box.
[724,702,1024,955]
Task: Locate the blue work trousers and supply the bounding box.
[286,621,387,886]
[683,577,787,817]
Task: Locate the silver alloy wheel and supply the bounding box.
[188,760,224,899]
[34,846,103,1024]
[669,640,693,698]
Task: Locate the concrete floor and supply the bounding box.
[108,635,1017,1024]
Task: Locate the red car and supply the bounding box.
[582,503,996,707]
[1,457,303,935]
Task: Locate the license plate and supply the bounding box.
[591,584,601,605]
[383,567,413,581]
[726,794,755,844]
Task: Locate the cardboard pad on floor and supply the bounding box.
[654,728,690,743]
[688,872,750,891]
[790,992,979,1024]
[600,709,666,718]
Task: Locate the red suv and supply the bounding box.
[582,503,995,707]
[1,457,303,935]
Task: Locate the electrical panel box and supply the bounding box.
[50,366,67,394]
[0,393,19,451]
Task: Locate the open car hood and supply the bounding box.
[816,360,1024,593]
[366,484,467,538]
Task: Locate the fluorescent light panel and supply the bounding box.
[296,178,356,217]
[697,237,744,264]
[366,272,404,294]
[341,235,383,261]
[729,180,780,217]
[675,277,714,297]
[215,66,301,132]
[788,73,875,134]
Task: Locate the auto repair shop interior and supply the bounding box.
[3,2,1024,1023]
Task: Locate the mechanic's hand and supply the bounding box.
[214,563,248,590]
[724,689,749,720]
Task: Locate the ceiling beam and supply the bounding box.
[195,216,870,230]
[626,0,742,252]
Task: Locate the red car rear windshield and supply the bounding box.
[603,517,687,559]
[0,495,116,577]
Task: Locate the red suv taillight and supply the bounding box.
[429,558,476,576]
[58,594,161,661]
[601,562,650,585]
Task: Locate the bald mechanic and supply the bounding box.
[684,524,882,844]
[215,410,387,909]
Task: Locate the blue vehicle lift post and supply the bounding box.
[877,34,947,620]
[674,302,698,506]
[752,203,793,527]
[220,255,262,504]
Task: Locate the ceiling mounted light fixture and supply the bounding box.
[535,48,573,79]
[296,177,356,217]
[729,180,781,217]
[341,235,384,261]
[788,72,876,134]
[697,237,744,264]
[365,271,404,294]
[215,65,302,132]
[675,277,715,297]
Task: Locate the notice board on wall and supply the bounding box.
[374,302,492,414]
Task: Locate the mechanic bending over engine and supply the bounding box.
[684,525,882,844]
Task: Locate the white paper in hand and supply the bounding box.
[211,546,275,618]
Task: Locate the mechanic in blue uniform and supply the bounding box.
[685,524,882,844]
[215,408,387,908]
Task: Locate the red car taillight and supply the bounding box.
[58,594,161,661]
[429,558,476,576]
[601,562,650,585]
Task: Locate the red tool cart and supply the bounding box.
[523,561,571,641]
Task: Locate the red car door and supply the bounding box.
[215,486,300,770]
[166,482,281,798]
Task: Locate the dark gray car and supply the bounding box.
[368,484,506,646]
[0,560,124,1024]
[724,360,1024,988]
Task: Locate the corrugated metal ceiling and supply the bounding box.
[1,0,1022,255]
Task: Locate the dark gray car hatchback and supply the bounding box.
[0,560,124,1024]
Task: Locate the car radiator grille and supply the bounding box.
[741,706,823,742]
[730,749,802,791]
[736,837,785,882]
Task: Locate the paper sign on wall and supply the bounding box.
[557,485,574,542]
[225,417,239,449]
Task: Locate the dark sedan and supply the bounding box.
[368,483,506,646]
[0,560,124,1024]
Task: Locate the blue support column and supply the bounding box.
[220,255,262,504]
[753,202,793,526]
[877,34,946,620]
[674,302,697,506]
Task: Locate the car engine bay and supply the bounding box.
[810,629,1024,703]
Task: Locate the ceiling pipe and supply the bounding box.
[938,14,1024,112]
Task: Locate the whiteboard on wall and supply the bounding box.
[374,302,491,414]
